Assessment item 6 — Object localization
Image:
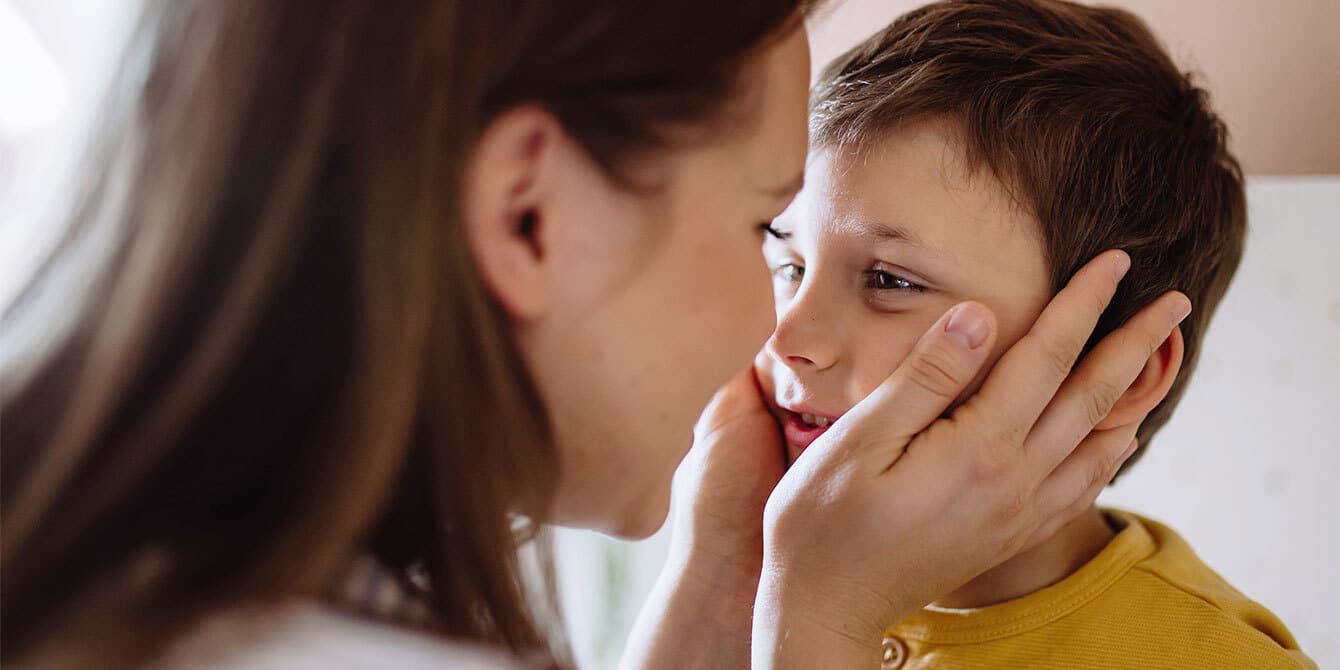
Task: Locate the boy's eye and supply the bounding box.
[773,263,804,283]
[866,269,923,292]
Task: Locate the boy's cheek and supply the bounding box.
[847,333,923,401]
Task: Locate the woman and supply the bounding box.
[0,0,1190,667]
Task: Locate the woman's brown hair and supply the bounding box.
[0,0,813,664]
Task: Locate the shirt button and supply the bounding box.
[881,635,908,669]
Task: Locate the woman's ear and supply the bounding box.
[1094,325,1185,430]
[460,106,563,322]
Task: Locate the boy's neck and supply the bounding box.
[933,506,1115,610]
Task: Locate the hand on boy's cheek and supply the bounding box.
[672,365,788,570]
[752,349,803,467]
[752,348,784,426]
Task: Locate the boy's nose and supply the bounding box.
[766,295,840,372]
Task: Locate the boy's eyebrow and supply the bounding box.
[852,219,917,243]
[845,218,955,261]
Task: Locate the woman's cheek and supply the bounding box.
[708,239,775,376]
[741,249,780,356]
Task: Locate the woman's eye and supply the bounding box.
[866,269,923,292]
[759,222,792,240]
[773,263,804,283]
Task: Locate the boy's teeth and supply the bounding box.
[799,413,831,428]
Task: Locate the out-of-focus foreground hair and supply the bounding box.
[0,0,814,665]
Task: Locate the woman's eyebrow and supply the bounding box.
[762,172,805,200]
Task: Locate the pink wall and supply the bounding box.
[809,0,1340,175]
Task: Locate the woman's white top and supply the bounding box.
[153,601,527,669]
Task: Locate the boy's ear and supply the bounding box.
[460,106,562,322]
[1094,325,1185,430]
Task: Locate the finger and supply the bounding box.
[818,301,997,466]
[966,250,1131,440]
[694,366,772,442]
[1023,427,1139,551]
[1026,290,1191,470]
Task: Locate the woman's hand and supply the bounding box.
[672,366,787,577]
[752,250,1193,668]
[620,367,786,670]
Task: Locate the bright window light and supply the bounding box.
[0,2,68,135]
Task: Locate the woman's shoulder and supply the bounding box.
[154,601,531,669]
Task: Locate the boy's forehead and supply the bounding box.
[782,122,1051,307]
[795,129,1035,246]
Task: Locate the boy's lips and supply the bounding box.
[778,405,842,453]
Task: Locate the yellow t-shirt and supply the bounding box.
[881,509,1314,669]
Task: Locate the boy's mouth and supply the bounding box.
[779,406,841,454]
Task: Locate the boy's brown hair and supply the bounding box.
[811,0,1246,475]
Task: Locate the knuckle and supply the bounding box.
[1144,323,1171,356]
[994,421,1029,452]
[998,522,1032,559]
[1105,324,1136,352]
[1084,377,1124,425]
[991,502,1035,557]
[1054,487,1098,538]
[1088,285,1115,320]
[1054,460,1109,523]
[982,478,1039,557]
[1067,490,1094,523]
[1090,449,1120,490]
[960,406,1028,456]
[1020,517,1055,555]
[1035,334,1078,379]
[999,484,1033,525]
[906,346,965,399]
[971,441,1014,482]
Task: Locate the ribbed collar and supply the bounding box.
[889,509,1156,644]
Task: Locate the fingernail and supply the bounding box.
[1112,251,1131,281]
[1171,296,1192,324]
[945,304,989,350]
[1119,438,1139,461]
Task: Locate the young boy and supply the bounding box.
[756,1,1314,667]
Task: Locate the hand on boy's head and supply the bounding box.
[759,250,1191,634]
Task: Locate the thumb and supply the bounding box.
[838,301,998,463]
